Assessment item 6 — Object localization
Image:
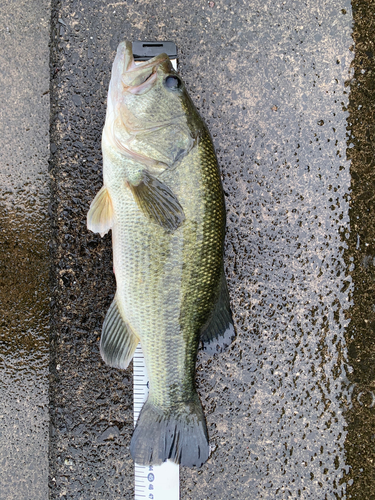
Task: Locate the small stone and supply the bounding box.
[98,426,120,442]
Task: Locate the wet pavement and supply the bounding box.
[343,1,375,496]
[0,0,50,499]
[1,0,375,498]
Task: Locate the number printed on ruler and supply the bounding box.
[135,463,156,499]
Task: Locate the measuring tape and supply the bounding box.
[133,44,180,500]
[133,344,180,500]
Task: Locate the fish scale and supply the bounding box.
[113,132,224,407]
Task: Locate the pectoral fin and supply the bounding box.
[87,186,114,237]
[100,296,139,369]
[129,170,185,231]
[200,268,236,354]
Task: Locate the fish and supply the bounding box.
[87,40,235,468]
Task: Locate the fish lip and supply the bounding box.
[127,53,169,72]
[117,41,171,94]
[116,41,168,71]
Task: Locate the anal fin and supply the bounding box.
[200,268,236,354]
[100,296,139,369]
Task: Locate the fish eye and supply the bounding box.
[164,75,182,90]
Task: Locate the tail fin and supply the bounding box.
[130,393,210,467]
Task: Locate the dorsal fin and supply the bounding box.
[200,268,235,354]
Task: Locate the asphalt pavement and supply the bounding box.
[1,0,375,499]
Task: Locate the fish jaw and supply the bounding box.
[105,42,132,127]
[106,41,170,119]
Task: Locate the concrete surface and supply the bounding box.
[1,0,374,498]
[0,0,50,499]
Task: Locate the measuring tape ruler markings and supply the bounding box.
[133,344,180,500]
[133,42,179,500]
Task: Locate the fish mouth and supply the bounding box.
[116,41,171,95]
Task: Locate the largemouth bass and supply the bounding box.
[87,41,234,467]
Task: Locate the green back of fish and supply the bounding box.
[127,126,228,467]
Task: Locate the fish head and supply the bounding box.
[104,41,204,169]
